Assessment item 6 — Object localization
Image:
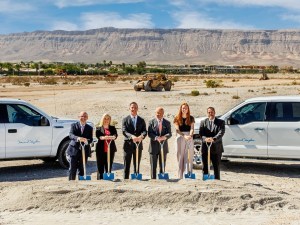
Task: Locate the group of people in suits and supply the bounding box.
[66,102,225,181]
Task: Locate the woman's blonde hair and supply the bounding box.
[97,113,111,127]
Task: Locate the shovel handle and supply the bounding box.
[205,141,213,173]
[80,143,87,178]
[105,139,112,173]
[134,141,141,173]
[159,141,165,174]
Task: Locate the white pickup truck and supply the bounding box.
[193,96,300,167]
[0,98,91,168]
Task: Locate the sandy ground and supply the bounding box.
[0,74,300,225]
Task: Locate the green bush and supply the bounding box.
[191,90,200,96]
[232,95,240,99]
[204,79,223,88]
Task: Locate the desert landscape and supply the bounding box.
[0,74,300,225]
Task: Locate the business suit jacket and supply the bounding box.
[67,122,93,156]
[122,115,147,151]
[199,117,225,154]
[148,118,172,155]
[95,125,118,153]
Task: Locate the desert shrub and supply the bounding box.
[111,120,118,126]
[204,79,223,88]
[232,95,240,99]
[248,89,254,92]
[24,82,30,87]
[38,77,58,85]
[191,90,200,96]
[104,77,117,84]
[170,77,179,82]
[62,81,68,85]
[291,80,298,85]
[232,79,239,82]
[265,91,277,94]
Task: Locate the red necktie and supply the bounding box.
[158,120,162,135]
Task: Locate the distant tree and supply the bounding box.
[15,64,21,76]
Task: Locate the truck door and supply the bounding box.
[267,102,300,159]
[224,102,268,157]
[5,104,53,158]
[0,104,6,158]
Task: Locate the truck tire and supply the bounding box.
[134,84,141,91]
[42,157,57,163]
[144,80,152,91]
[58,140,70,169]
[164,80,172,91]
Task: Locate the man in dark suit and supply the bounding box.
[200,107,225,180]
[122,102,147,179]
[66,111,93,180]
[148,107,172,179]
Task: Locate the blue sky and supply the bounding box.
[1,0,300,34]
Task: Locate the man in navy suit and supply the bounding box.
[67,111,93,180]
[148,107,172,179]
[200,107,225,180]
[122,102,147,179]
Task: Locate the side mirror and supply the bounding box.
[226,117,231,125]
[41,116,49,126]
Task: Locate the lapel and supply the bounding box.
[76,122,82,135]
[100,126,105,135]
[205,118,210,129]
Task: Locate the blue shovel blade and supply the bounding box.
[79,175,91,180]
[158,173,169,180]
[203,174,215,181]
[184,173,196,179]
[131,173,142,180]
[103,173,115,180]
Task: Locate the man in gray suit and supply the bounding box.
[200,107,225,180]
[148,107,172,179]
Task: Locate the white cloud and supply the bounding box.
[80,12,154,29]
[53,0,144,8]
[51,21,79,31]
[0,0,35,13]
[281,14,300,23]
[202,0,300,11]
[173,11,254,29]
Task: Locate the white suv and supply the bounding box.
[194,96,300,163]
[0,98,92,168]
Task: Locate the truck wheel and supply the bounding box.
[42,157,57,163]
[144,80,152,91]
[134,84,141,91]
[164,80,172,91]
[58,140,70,169]
[193,144,202,170]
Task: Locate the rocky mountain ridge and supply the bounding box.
[0,27,300,66]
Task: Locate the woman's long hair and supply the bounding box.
[173,102,191,126]
[97,113,111,127]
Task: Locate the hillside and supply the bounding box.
[0,27,300,66]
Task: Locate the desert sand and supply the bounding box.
[0,74,300,225]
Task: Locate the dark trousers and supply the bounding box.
[202,150,222,180]
[96,150,115,179]
[150,152,167,179]
[68,150,88,180]
[123,148,142,179]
